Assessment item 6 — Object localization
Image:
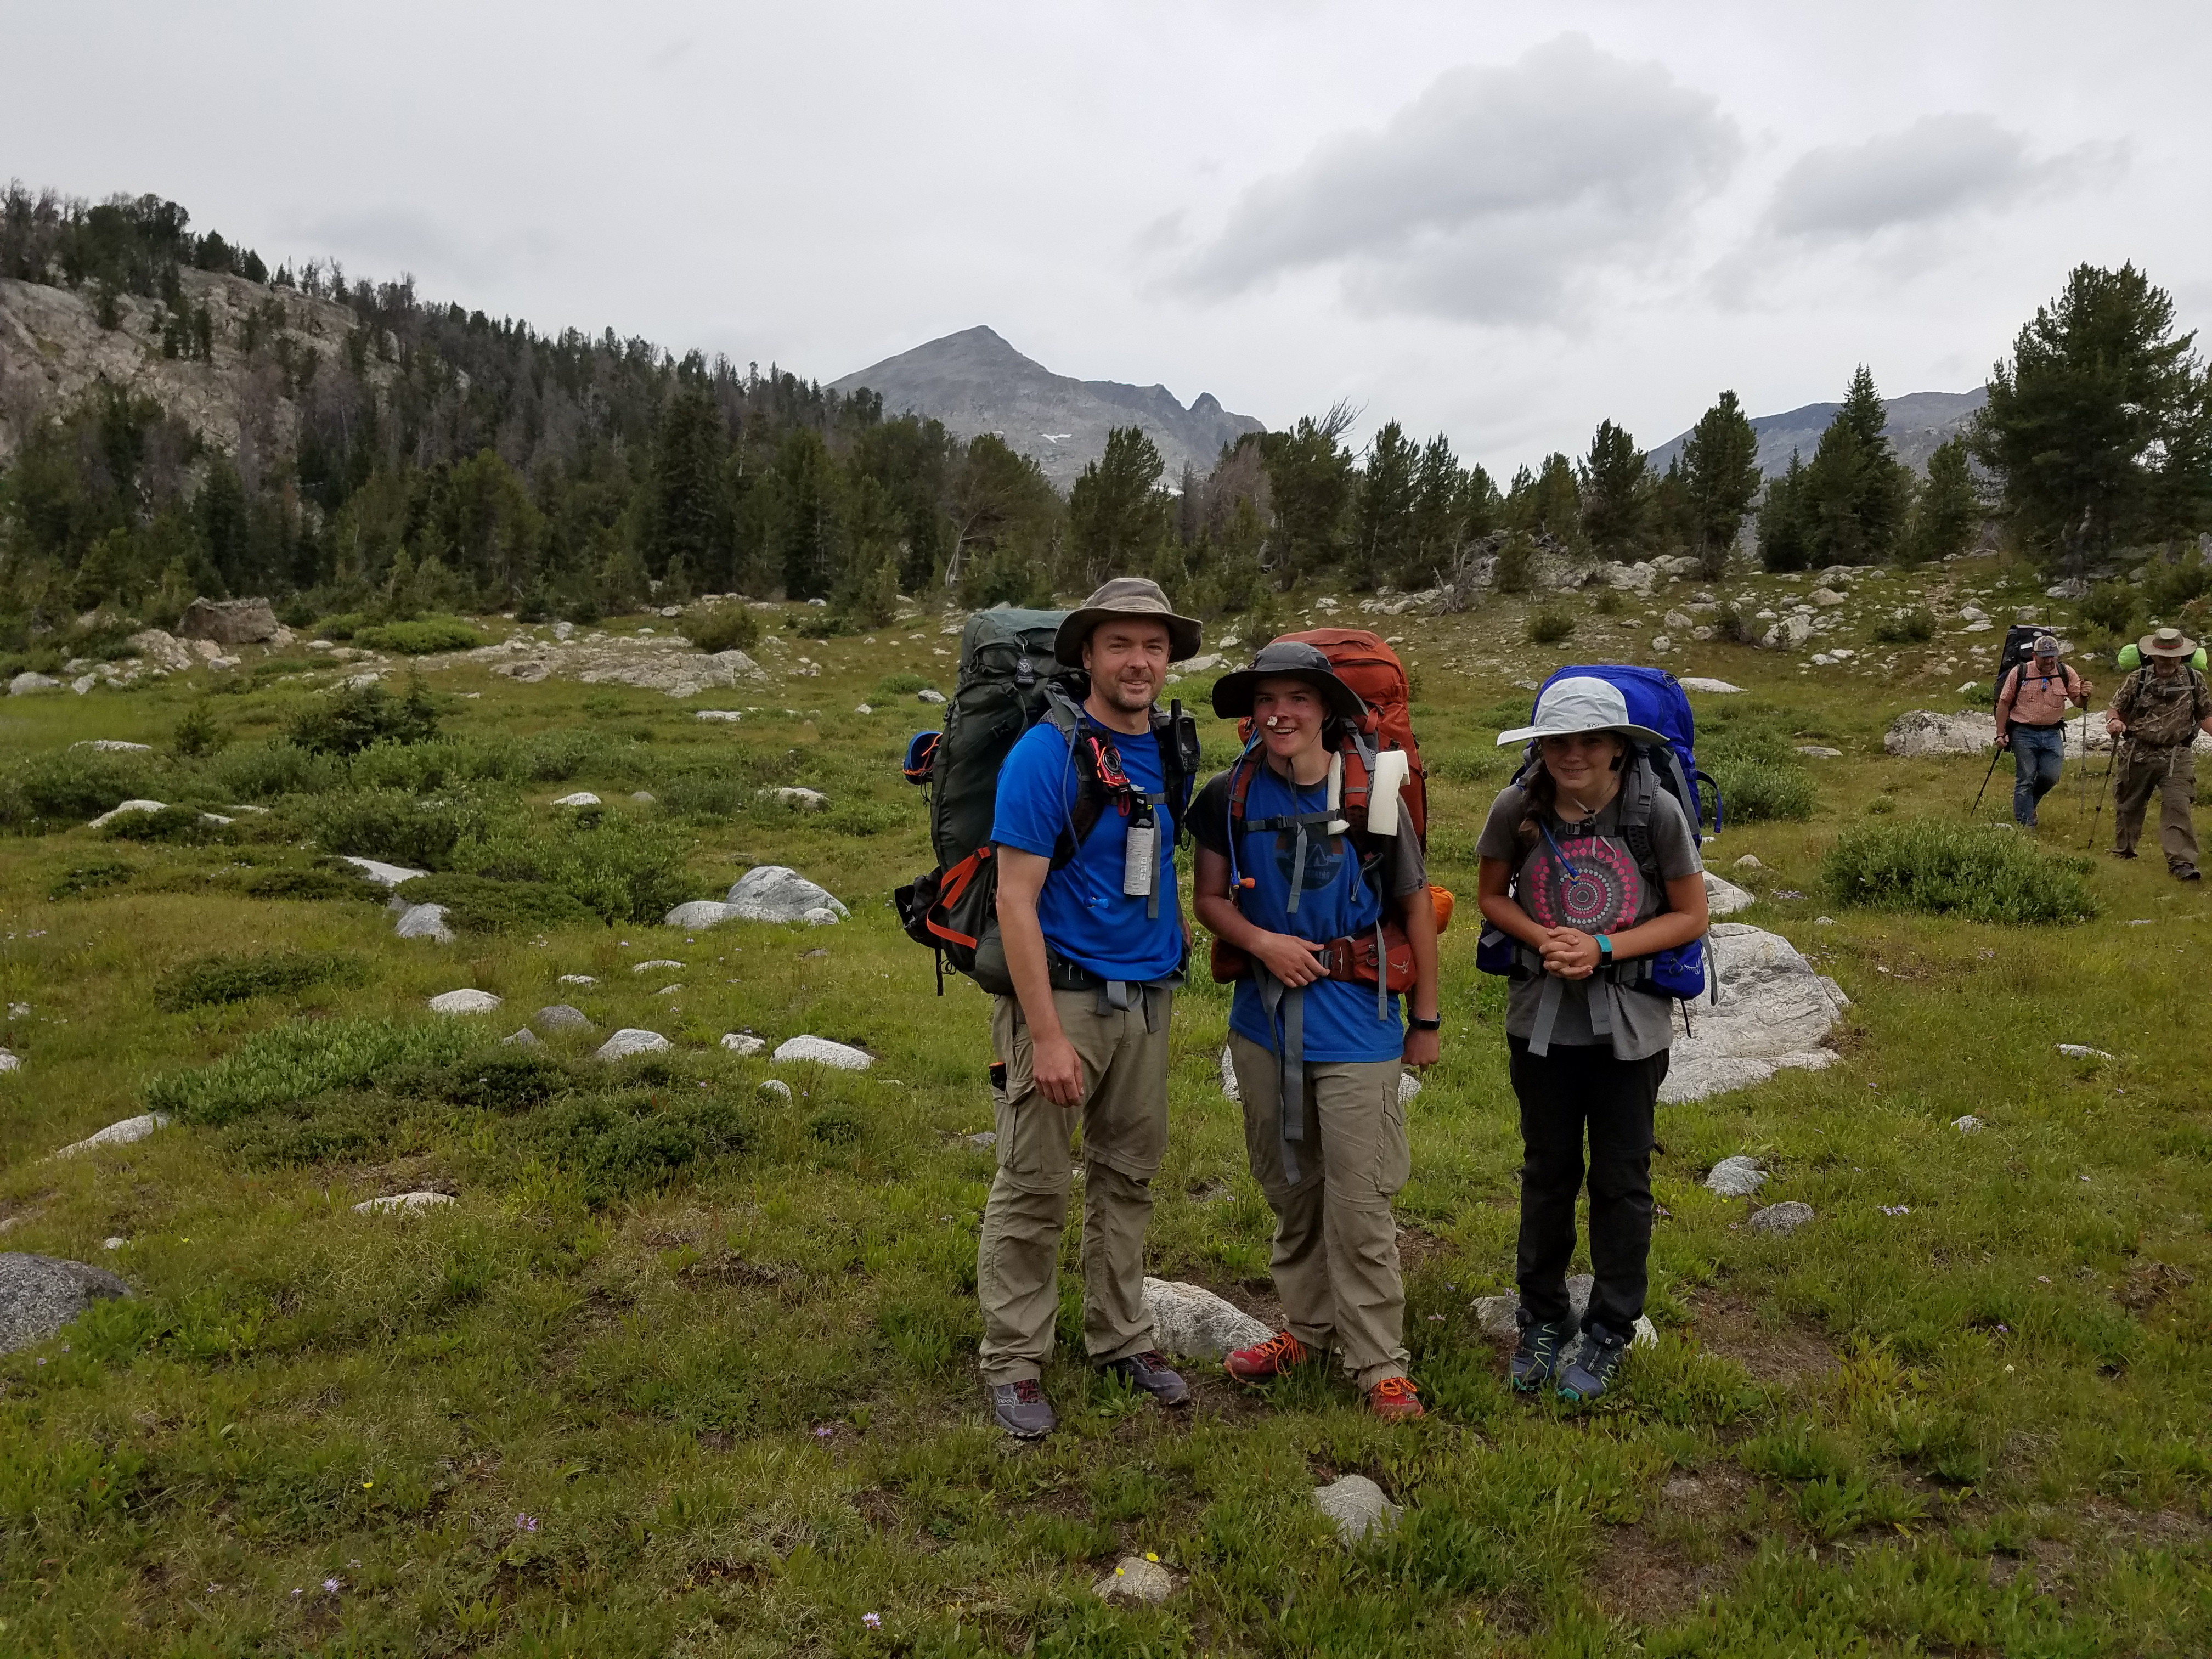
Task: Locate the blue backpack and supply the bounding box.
[1476,664,1718,1007]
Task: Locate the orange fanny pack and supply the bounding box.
[1209,887,1453,991]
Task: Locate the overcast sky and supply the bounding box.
[5,0,2207,475]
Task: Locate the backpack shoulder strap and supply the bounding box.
[1039,687,1113,868]
[1150,699,1200,838]
[1617,748,1666,901]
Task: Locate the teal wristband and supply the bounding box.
[1596,934,1613,963]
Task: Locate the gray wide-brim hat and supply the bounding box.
[1495,675,1668,748]
[1053,575,1201,666]
[2141,626,2199,659]
[1211,639,1367,724]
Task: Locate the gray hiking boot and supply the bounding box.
[1509,1317,1577,1394]
[1556,1323,1633,1404]
[1100,1350,1190,1406]
[988,1378,1056,1438]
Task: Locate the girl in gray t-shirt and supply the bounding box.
[1474,677,1710,1406]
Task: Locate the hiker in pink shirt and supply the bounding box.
[1994,635,2091,828]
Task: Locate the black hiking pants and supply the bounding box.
[1508,1037,1668,1338]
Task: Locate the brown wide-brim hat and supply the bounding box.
[2141,626,2199,659]
[1211,639,1367,725]
[1053,575,1201,667]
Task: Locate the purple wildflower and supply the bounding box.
[324,1578,341,1593]
[515,1513,538,1532]
[864,1612,882,1630]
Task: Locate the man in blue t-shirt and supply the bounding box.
[976,577,1201,1440]
[1191,639,1440,1421]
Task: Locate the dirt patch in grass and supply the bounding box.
[2115,1260,2194,1311]
[1690,1294,1838,1385]
[1592,1466,1757,1624]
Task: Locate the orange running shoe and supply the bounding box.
[1367,1376,1425,1420]
[1223,1330,1310,1383]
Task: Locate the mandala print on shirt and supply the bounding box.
[1526,835,1643,934]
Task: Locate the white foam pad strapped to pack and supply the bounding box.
[1365,749,1409,836]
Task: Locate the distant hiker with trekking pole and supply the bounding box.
[962,578,1204,1439]
[1192,637,1443,1422]
[2105,627,2212,882]
[1994,634,2091,830]
[1475,674,1712,1404]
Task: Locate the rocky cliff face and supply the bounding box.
[0,268,385,466]
[830,325,1263,489]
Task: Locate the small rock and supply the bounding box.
[102,1237,126,1251]
[695,710,743,723]
[535,1005,593,1031]
[87,799,166,830]
[854,702,872,714]
[502,1028,541,1047]
[656,983,684,995]
[758,1079,793,1102]
[74,739,153,753]
[1733,854,1765,870]
[1814,916,1836,926]
[353,1192,455,1215]
[800,907,841,926]
[7,672,63,696]
[1398,1071,1421,1104]
[664,900,741,929]
[1142,1277,1271,1359]
[631,958,685,973]
[719,1031,765,1055]
[558,974,596,985]
[1219,1044,1241,1102]
[340,855,429,888]
[1471,1275,1660,1347]
[758,787,828,811]
[962,1130,997,1149]
[1181,653,1225,673]
[1705,1155,1766,1197]
[1679,677,1745,695]
[772,1035,873,1070]
[631,791,657,803]
[1953,1115,1984,1133]
[51,1113,170,1159]
[2056,1044,2112,1060]
[550,791,601,808]
[1747,1200,1814,1235]
[0,1253,132,1353]
[1796,746,1842,759]
[0,1051,19,1074]
[394,903,455,943]
[1093,1555,1176,1606]
[727,866,849,924]
[1313,1475,1401,1544]
[595,1028,671,1061]
[428,989,503,1015]
[916,688,946,704]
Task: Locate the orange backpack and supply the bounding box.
[1209,628,1451,988]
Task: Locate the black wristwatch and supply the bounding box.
[1407,1014,1441,1031]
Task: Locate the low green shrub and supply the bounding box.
[297,789,487,869]
[154,950,365,1012]
[391,872,595,933]
[531,1091,751,1205]
[1708,758,1815,824]
[49,859,137,900]
[221,1090,404,1169]
[680,604,761,654]
[201,738,348,800]
[1872,606,1937,644]
[386,1047,582,1113]
[315,613,370,641]
[1822,817,2097,923]
[99,805,232,844]
[2079,581,2137,639]
[807,1107,865,1146]
[239,867,384,903]
[0,747,166,831]
[657,775,749,820]
[146,1017,486,1126]
[875,673,930,698]
[287,680,440,756]
[171,702,222,758]
[352,617,484,654]
[451,808,695,923]
[1526,607,1575,645]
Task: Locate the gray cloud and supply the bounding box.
[1765,114,2121,239]
[1177,34,1741,324]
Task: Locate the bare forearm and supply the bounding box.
[1606,910,1705,957]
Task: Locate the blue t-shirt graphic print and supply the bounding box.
[989,716,1184,983]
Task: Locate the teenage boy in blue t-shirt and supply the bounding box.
[1192,639,1440,1420]
[976,577,1201,1440]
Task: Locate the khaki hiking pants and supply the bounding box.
[1227,1032,1410,1389]
[977,988,1171,1385]
[2114,745,2199,874]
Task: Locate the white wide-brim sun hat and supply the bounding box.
[1496,676,1669,748]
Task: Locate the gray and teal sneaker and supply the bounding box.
[1509,1318,1577,1393]
[988,1379,1057,1438]
[1556,1324,1631,1403]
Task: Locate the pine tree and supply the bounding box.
[1679,390,1762,578]
[1349,421,1418,591]
[1068,426,1166,589]
[1578,419,1650,557]
[1800,366,1910,565]
[1509,453,1583,548]
[643,354,730,589]
[1757,454,1812,571]
[1971,262,2211,568]
[1905,436,1982,565]
[1406,435,1471,588]
[1257,403,1357,586]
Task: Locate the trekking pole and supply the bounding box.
[2085,733,2117,851]
[1970,738,2004,818]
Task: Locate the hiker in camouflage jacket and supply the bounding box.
[2106,628,2212,880]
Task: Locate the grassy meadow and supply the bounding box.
[0,556,2207,1656]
